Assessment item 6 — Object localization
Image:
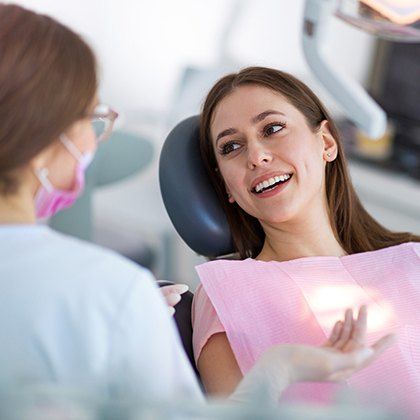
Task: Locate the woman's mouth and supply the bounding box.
[251,173,293,196]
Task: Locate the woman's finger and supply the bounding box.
[351,333,397,372]
[370,334,397,358]
[333,308,353,349]
[324,321,343,347]
[351,305,367,344]
[343,305,368,352]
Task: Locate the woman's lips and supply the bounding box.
[251,174,293,198]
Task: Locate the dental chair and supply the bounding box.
[157,280,200,379]
[159,115,233,258]
[159,116,234,382]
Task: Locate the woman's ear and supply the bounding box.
[320,120,338,162]
[29,142,57,172]
[217,166,235,203]
[227,188,235,203]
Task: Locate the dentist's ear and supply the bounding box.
[29,139,59,173]
[319,120,337,162]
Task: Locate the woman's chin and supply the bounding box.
[258,210,297,226]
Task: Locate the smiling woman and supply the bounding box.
[199,67,420,260]
[192,66,420,415]
[208,83,339,257]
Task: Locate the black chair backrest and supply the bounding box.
[159,116,234,258]
[157,281,200,381]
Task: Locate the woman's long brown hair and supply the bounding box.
[200,67,420,259]
[0,4,97,194]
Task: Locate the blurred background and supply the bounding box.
[9,0,420,288]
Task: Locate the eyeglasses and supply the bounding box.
[90,104,119,143]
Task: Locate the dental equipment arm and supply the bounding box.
[302,0,387,138]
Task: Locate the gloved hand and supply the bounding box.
[159,283,189,316]
[229,306,396,403]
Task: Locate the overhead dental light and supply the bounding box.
[302,0,420,138]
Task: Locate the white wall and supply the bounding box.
[11,0,376,121]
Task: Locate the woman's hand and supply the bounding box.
[275,305,396,384]
[324,305,368,352]
[159,283,189,316]
[230,306,396,403]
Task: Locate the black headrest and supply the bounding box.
[159,116,234,257]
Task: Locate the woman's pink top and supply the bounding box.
[192,242,420,415]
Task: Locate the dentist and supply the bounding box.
[0,3,393,405]
[0,3,202,400]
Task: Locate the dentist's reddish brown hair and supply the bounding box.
[200,67,420,259]
[0,3,97,194]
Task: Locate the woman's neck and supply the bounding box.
[0,188,36,224]
[257,205,346,262]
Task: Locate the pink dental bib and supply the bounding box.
[195,242,420,415]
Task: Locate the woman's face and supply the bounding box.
[38,98,98,191]
[210,84,336,226]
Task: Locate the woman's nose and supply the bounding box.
[247,141,273,170]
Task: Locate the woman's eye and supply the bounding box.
[264,123,285,136]
[221,141,241,155]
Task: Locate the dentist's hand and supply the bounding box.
[229,306,396,403]
[159,283,189,316]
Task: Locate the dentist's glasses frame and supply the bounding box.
[90,104,119,143]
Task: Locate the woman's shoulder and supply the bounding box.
[46,229,161,318]
[193,283,211,306]
[47,226,140,263]
[195,257,262,282]
[348,241,420,260]
[407,241,420,255]
[401,241,420,259]
[392,241,420,253]
[0,224,138,271]
[194,257,295,293]
[42,226,155,288]
[0,225,160,329]
[194,241,420,280]
[196,257,258,270]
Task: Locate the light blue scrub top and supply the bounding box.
[0,224,202,400]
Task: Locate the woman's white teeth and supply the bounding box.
[255,174,291,193]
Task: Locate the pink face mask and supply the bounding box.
[34,136,95,219]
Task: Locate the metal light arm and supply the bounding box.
[302,0,387,138]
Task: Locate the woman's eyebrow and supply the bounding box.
[251,110,285,124]
[216,127,237,144]
[215,110,286,144]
